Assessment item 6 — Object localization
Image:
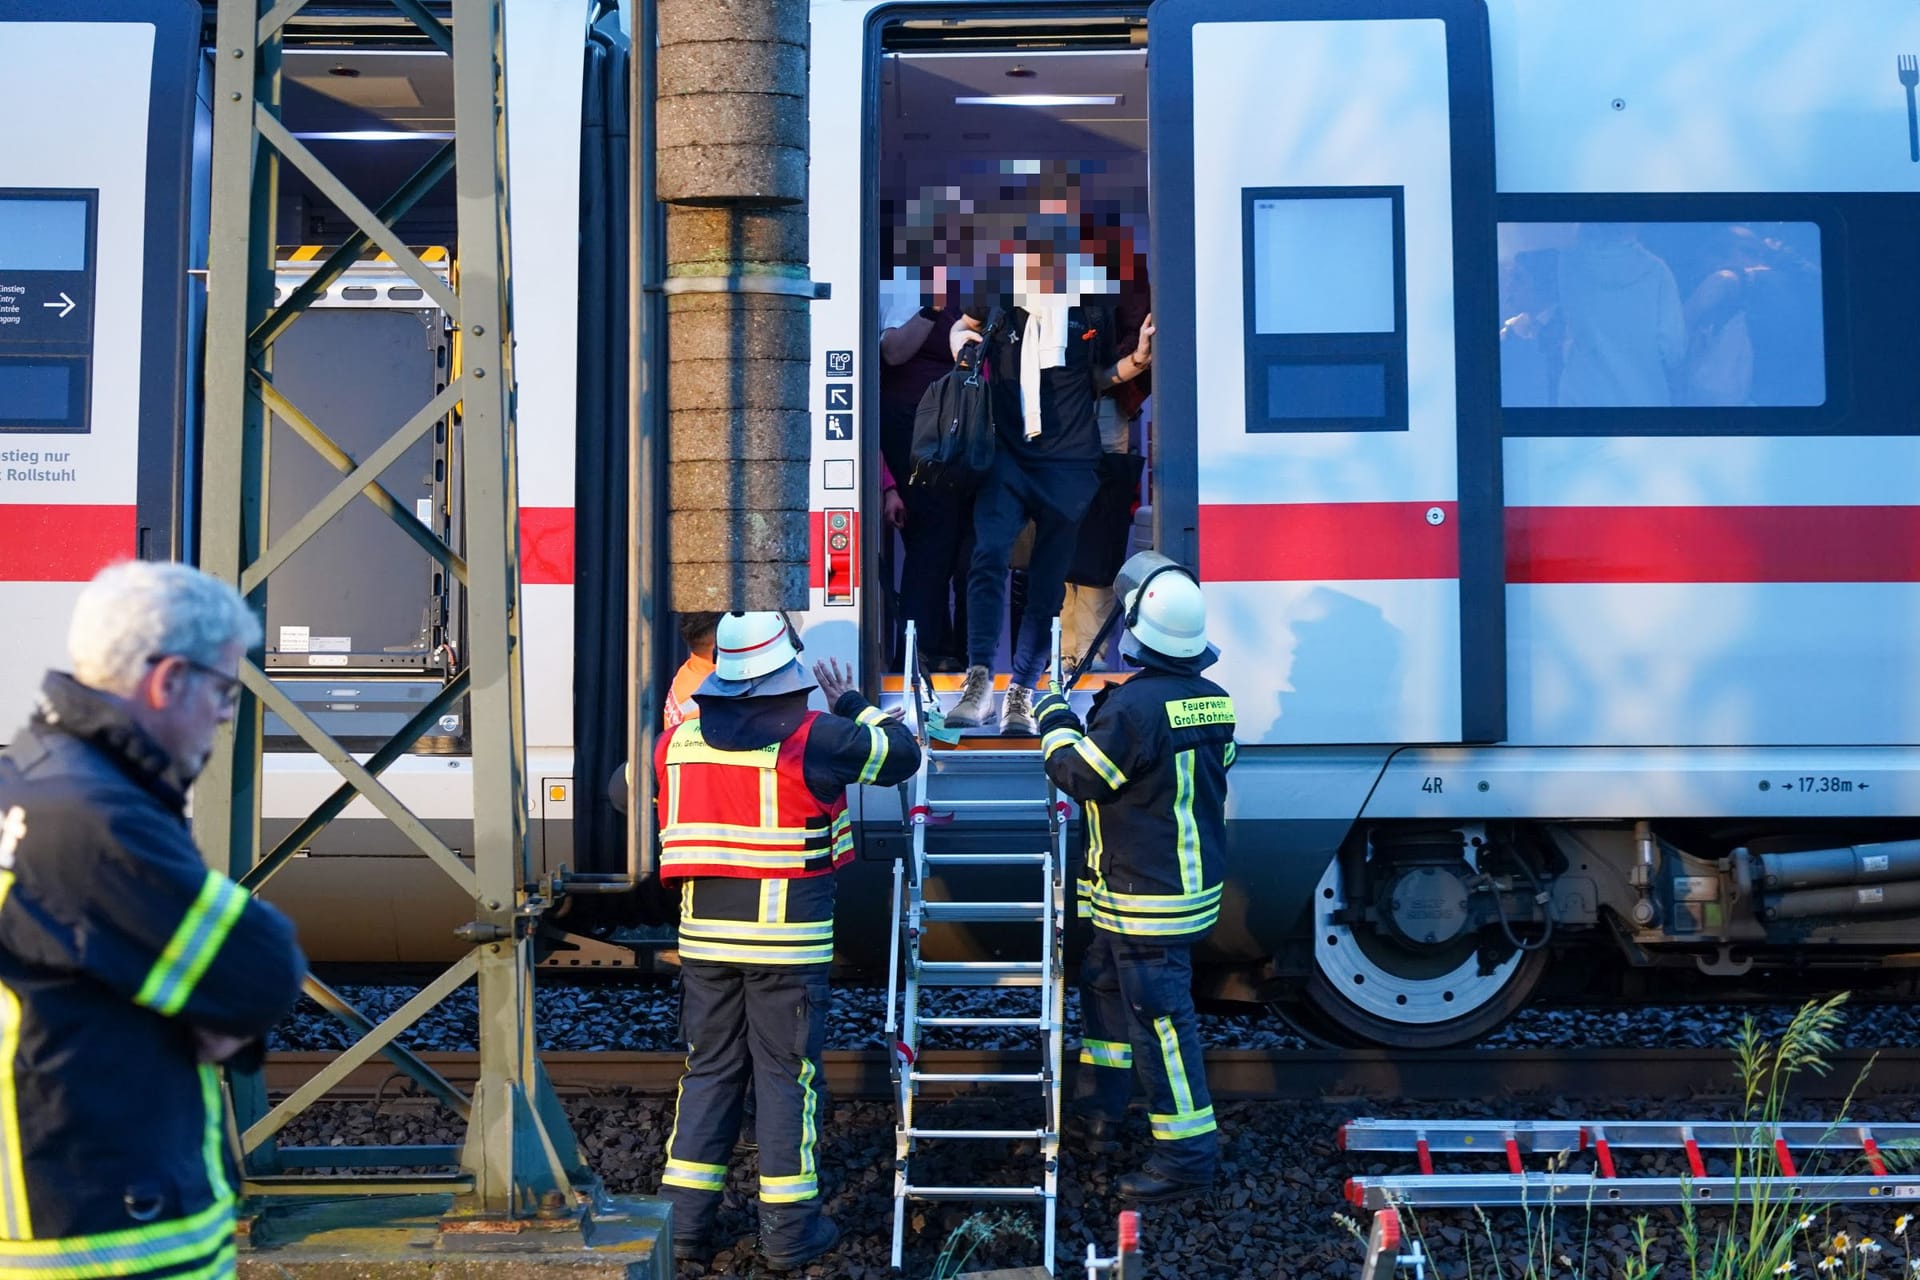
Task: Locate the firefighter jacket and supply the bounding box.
[1035,658,1236,939]
[0,672,306,1275]
[654,687,919,965]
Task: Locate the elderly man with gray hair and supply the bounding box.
[0,560,305,1280]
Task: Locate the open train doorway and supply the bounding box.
[866,12,1153,712]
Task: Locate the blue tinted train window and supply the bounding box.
[1498,220,1824,410]
[1242,187,1407,433]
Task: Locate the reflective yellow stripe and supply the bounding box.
[1173,749,1202,895]
[759,880,788,924]
[1084,904,1220,937]
[1085,803,1103,876]
[660,821,823,846]
[662,1160,727,1193]
[135,871,249,1017]
[856,724,889,784]
[1073,737,1128,789]
[679,917,833,943]
[664,730,780,769]
[760,1174,817,1203]
[0,870,11,914]
[1040,727,1077,759]
[854,705,888,728]
[660,848,828,873]
[1149,1106,1218,1141]
[666,762,683,825]
[1165,696,1234,729]
[1223,740,1237,769]
[661,1041,700,1190]
[0,1199,233,1276]
[760,767,779,831]
[795,1056,821,1200]
[0,981,29,1240]
[1086,883,1222,912]
[1082,880,1221,938]
[1155,1015,1197,1116]
[1078,1039,1131,1069]
[198,1067,232,1206]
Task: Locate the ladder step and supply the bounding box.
[915,1016,1050,1028]
[903,1185,1049,1201]
[923,852,1052,867]
[915,961,1048,987]
[905,1128,1050,1141]
[911,1071,1047,1085]
[921,901,1047,923]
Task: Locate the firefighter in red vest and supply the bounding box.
[653,611,919,1271]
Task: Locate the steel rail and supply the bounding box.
[264,1046,1920,1105]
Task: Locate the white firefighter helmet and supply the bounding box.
[700,611,816,698]
[1116,554,1211,660]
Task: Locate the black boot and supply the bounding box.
[1066,1111,1122,1154]
[758,1212,840,1272]
[1117,1165,1214,1204]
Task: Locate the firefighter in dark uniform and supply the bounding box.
[0,561,306,1280]
[1032,558,1234,1203]
[650,611,920,1270]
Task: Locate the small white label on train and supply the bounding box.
[279,625,309,653]
[310,636,351,653]
[1865,855,1889,872]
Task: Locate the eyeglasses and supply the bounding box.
[147,654,244,710]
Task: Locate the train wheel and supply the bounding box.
[1301,854,1550,1048]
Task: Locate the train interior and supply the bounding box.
[869,15,1155,711]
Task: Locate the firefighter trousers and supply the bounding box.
[1073,931,1218,1182]
[658,959,831,1251]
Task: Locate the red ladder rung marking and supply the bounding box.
[1774,1138,1798,1178]
[1596,1138,1617,1179]
[1416,1138,1433,1176]
[1505,1136,1523,1175]
[1684,1137,1706,1178]
[1866,1136,1888,1176]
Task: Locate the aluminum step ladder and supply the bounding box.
[885,621,1071,1275]
[1341,1116,1920,1209]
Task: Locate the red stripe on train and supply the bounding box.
[1507,505,1920,583]
[520,507,574,586]
[1202,502,1920,584]
[1200,502,1461,582]
[0,505,136,581]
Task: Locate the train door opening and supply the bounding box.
[867,12,1153,702]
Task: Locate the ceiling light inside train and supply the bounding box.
[952,94,1121,107]
[289,130,456,142]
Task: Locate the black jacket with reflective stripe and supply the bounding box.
[0,673,305,1256]
[1037,661,1236,939]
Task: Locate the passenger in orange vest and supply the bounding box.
[663,611,722,730]
[653,611,919,1271]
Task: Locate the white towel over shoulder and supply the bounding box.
[1019,295,1074,441]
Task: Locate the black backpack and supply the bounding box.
[907,315,1001,492]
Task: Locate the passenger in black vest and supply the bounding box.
[943,246,1154,735]
[880,296,972,672]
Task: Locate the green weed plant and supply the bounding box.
[1343,994,1920,1280]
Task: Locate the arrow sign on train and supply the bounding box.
[42,292,74,318]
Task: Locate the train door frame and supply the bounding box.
[857,2,1151,689]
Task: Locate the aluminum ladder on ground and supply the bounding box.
[885,621,1071,1275]
[1342,1117,1920,1209]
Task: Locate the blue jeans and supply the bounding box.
[1075,931,1218,1182]
[965,451,1099,686]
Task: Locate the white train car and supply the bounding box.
[2,0,1917,1044]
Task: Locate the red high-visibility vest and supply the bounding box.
[654,712,851,881]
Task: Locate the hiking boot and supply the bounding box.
[999,683,1038,735]
[758,1213,841,1271]
[945,664,994,728]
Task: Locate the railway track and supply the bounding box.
[263,1045,1920,1103]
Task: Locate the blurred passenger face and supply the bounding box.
[136,641,245,781]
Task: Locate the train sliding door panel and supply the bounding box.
[1150,0,1501,747]
[0,0,201,735]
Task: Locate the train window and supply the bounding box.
[1497,220,1825,410]
[1241,187,1407,432]
[0,197,88,271]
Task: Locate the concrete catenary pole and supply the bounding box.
[657,0,812,610]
